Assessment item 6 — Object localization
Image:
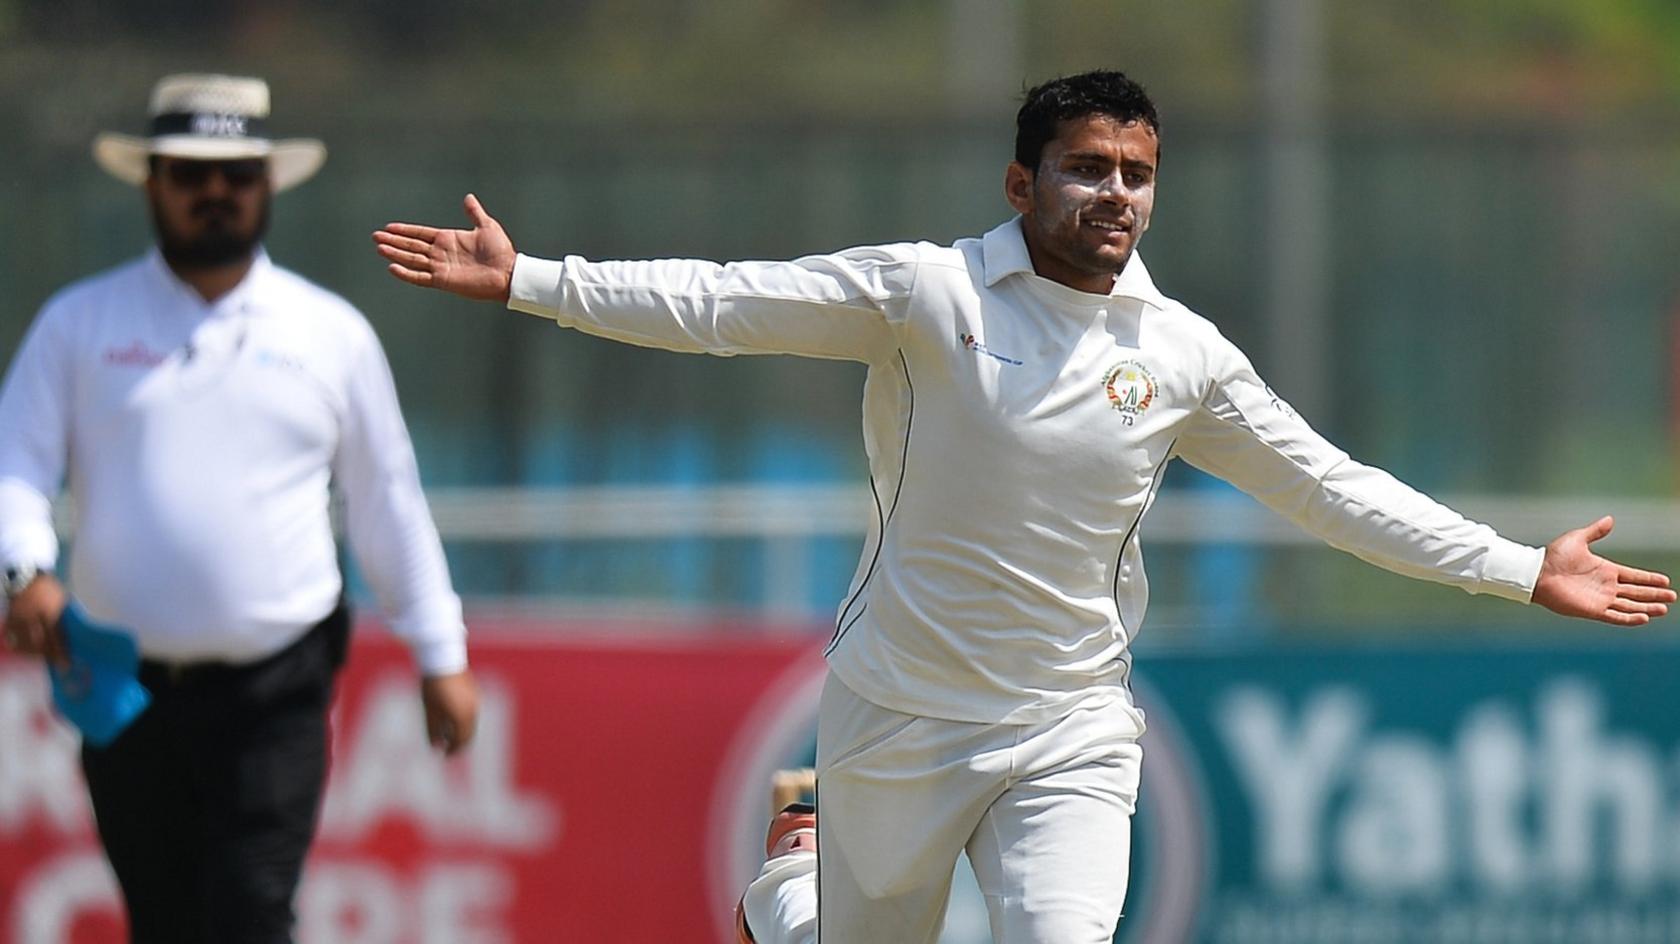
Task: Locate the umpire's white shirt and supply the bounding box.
[507,218,1543,726]
[0,250,466,675]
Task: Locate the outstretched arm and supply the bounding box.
[373,193,909,363]
[374,194,516,302]
[1532,516,1673,626]
[1175,335,1675,626]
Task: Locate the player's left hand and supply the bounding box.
[420,669,480,755]
[1531,516,1675,626]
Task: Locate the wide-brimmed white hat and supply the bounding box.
[92,73,326,192]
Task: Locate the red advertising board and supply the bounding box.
[0,616,830,943]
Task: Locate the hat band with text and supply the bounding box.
[147,111,269,140]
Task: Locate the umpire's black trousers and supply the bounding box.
[80,604,349,944]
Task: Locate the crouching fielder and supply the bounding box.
[374,70,1673,944]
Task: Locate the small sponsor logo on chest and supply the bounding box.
[253,348,307,372]
[958,332,1023,366]
[1103,360,1157,424]
[102,341,170,367]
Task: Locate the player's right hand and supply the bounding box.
[2,571,68,667]
[374,193,517,302]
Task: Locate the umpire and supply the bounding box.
[0,74,478,943]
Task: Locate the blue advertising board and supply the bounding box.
[1122,637,1680,944]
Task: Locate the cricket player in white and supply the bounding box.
[373,71,1674,944]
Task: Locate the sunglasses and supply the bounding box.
[160,159,268,190]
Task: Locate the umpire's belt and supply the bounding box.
[137,602,350,688]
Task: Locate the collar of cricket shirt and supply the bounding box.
[981,216,1169,311]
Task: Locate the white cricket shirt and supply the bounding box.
[0,250,466,674]
[507,218,1543,726]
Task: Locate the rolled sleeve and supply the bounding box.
[1477,540,1546,603]
[508,253,567,321]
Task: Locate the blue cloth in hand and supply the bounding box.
[48,604,151,747]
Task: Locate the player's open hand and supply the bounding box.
[1531,516,1675,626]
[374,194,516,302]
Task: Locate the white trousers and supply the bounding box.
[743,673,1143,944]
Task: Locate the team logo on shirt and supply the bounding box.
[1103,360,1157,415]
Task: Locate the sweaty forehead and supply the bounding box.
[1048,115,1159,164]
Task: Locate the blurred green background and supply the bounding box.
[4,0,1679,637]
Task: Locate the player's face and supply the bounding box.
[1004,115,1158,295]
[146,157,272,270]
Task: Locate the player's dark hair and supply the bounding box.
[1014,70,1160,172]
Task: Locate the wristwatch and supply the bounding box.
[2,562,39,599]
